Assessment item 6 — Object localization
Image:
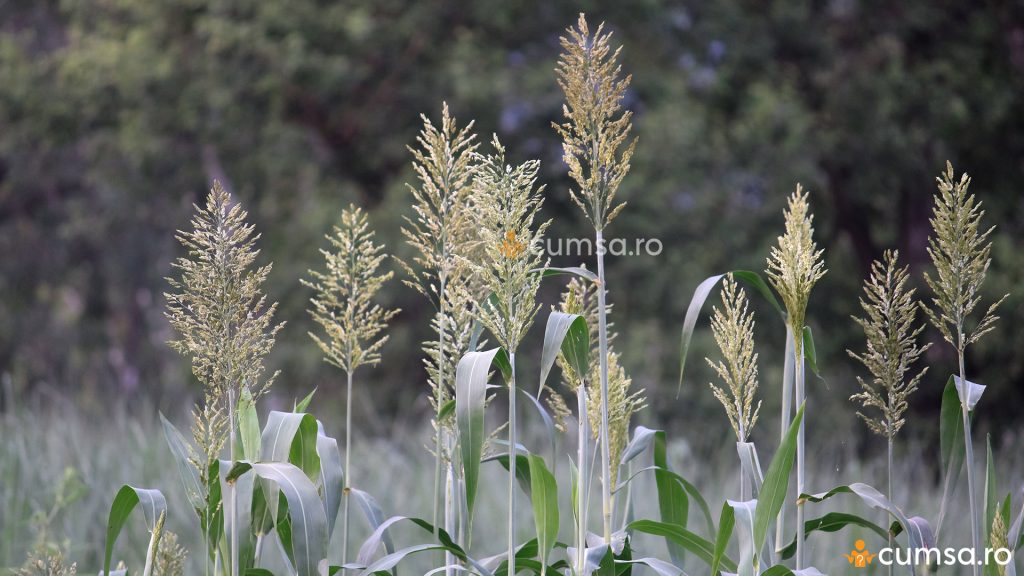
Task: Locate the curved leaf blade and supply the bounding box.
[102,485,167,576]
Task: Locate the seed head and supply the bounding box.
[848,251,930,438]
[554,13,637,231]
[706,275,761,442]
[766,185,826,341]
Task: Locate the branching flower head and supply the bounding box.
[922,162,1007,352]
[15,552,76,576]
[766,185,827,340]
[554,13,637,231]
[706,275,761,442]
[471,136,550,354]
[401,104,481,416]
[848,251,931,438]
[304,205,399,375]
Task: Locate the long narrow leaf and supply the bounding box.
[627,520,736,572]
[753,404,805,554]
[456,348,501,532]
[528,454,559,570]
[102,485,167,576]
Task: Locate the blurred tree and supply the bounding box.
[0,0,1021,445]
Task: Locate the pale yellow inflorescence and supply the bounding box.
[470,136,550,354]
[304,205,400,375]
[706,275,761,443]
[848,250,930,438]
[766,185,827,341]
[553,13,637,232]
[922,161,1007,353]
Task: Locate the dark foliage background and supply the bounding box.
[1,0,1022,450]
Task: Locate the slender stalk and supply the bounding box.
[794,336,806,570]
[444,455,456,575]
[887,434,894,576]
[508,351,518,575]
[958,341,981,576]
[576,385,588,575]
[595,230,613,542]
[774,326,794,558]
[228,388,239,576]
[341,368,354,573]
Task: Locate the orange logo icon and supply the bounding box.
[499,231,526,259]
[844,539,876,568]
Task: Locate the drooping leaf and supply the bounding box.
[101,485,167,576]
[801,326,821,378]
[456,347,501,532]
[158,413,205,512]
[616,557,686,576]
[539,311,589,394]
[220,459,257,574]
[349,488,395,557]
[777,512,889,560]
[535,266,599,282]
[228,462,328,576]
[627,520,736,572]
[519,388,558,469]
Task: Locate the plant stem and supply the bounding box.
[958,344,981,576]
[594,230,612,542]
[576,384,588,575]
[228,388,238,576]
[794,333,806,571]
[775,326,795,559]
[341,368,354,574]
[433,276,447,548]
[508,351,518,576]
[887,434,894,576]
[445,455,456,576]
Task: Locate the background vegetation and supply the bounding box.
[1,0,1023,571]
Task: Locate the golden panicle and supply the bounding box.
[922,162,1008,352]
[15,552,77,576]
[471,136,550,353]
[990,513,1009,576]
[304,205,400,375]
[553,13,637,231]
[153,529,188,576]
[766,185,827,340]
[165,181,283,404]
[401,105,482,415]
[848,250,931,438]
[588,350,645,485]
[706,275,762,442]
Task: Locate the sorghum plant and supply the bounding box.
[922,162,1007,575]
[304,204,399,570]
[554,13,637,544]
[766,185,826,570]
[471,136,550,574]
[848,250,930,572]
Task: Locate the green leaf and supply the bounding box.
[731,270,784,316]
[486,453,533,500]
[294,388,317,413]
[615,558,685,576]
[349,488,395,558]
[753,404,805,555]
[535,266,599,282]
[801,326,821,378]
[220,459,256,574]
[528,454,559,570]
[711,502,735,576]
[653,429,689,565]
[227,462,328,576]
[539,311,589,396]
[456,347,501,533]
[437,398,455,421]
[102,485,167,576]
[627,520,736,572]
[158,412,204,512]
[316,425,344,538]
[777,512,889,560]
[519,387,558,471]
[937,375,967,536]
[239,388,262,462]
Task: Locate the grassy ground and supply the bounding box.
[1,400,1020,575]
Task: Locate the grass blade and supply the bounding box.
[653,429,689,564]
[711,502,735,576]
[754,404,805,555]
[456,347,501,534]
[627,520,736,572]
[539,312,589,396]
[158,412,205,512]
[528,454,559,571]
[102,485,167,576]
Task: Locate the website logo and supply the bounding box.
[844,539,876,568]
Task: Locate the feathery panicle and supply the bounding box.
[401,103,480,301]
[304,205,400,374]
[401,105,481,414]
[706,275,762,442]
[990,513,1009,576]
[554,13,637,231]
[153,530,188,576]
[165,181,283,403]
[471,136,550,353]
[165,181,282,469]
[15,552,76,576]
[922,162,1008,351]
[848,251,931,438]
[766,185,827,337]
